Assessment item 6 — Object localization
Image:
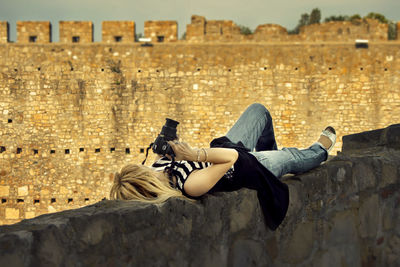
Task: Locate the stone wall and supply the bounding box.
[59,21,93,43]
[253,24,289,42]
[0,125,399,266]
[186,15,243,42]
[0,22,9,44]
[102,21,135,43]
[144,21,177,42]
[0,42,399,225]
[16,21,51,43]
[298,19,389,41]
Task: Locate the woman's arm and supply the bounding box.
[168,141,239,197]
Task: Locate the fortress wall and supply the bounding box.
[0,22,9,44]
[16,21,51,43]
[59,21,93,43]
[0,42,399,224]
[144,21,177,42]
[102,21,135,43]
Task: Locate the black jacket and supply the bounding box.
[209,136,289,230]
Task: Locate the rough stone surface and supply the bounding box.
[0,126,399,266]
[0,22,9,43]
[0,42,399,224]
[59,21,93,43]
[102,21,135,43]
[16,21,51,43]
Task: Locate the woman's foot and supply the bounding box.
[318,126,336,152]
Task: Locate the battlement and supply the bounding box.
[16,21,51,43]
[59,21,93,43]
[1,16,397,44]
[102,21,136,43]
[144,20,177,42]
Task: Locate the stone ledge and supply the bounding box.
[0,126,399,266]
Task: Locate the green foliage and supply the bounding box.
[388,21,397,40]
[365,12,388,24]
[239,25,253,35]
[309,8,321,24]
[324,15,349,22]
[181,32,186,40]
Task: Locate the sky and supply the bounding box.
[1,0,399,42]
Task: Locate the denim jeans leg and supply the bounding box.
[250,143,328,178]
[226,103,278,151]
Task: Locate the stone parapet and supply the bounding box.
[102,21,135,43]
[0,22,9,43]
[59,21,93,43]
[144,20,177,42]
[0,125,399,266]
[16,21,51,43]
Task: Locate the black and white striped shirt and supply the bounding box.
[151,157,234,192]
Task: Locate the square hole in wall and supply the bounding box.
[125,148,130,154]
[114,36,122,42]
[34,199,40,204]
[50,150,55,154]
[72,36,80,43]
[17,199,24,203]
[110,147,115,153]
[29,36,37,43]
[17,148,22,154]
[65,149,70,154]
[84,198,89,201]
[0,146,5,153]
[157,36,164,42]
[95,148,101,153]
[51,198,56,203]
[33,149,38,154]
[1,199,6,204]
[140,148,145,153]
[8,119,12,123]
[68,198,73,203]
[79,148,84,152]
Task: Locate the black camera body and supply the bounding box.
[152,118,179,156]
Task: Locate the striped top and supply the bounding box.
[151,157,234,192]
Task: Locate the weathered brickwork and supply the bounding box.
[102,21,135,43]
[0,22,9,44]
[298,18,388,41]
[16,21,51,43]
[59,21,93,43]
[0,42,400,225]
[397,22,400,40]
[186,15,243,42]
[253,24,289,42]
[144,21,177,42]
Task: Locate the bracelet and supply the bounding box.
[196,149,201,162]
[202,148,208,162]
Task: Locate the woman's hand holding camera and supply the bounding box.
[167,141,197,162]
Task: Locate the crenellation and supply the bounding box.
[144,20,178,42]
[0,22,9,43]
[102,21,135,43]
[59,21,93,43]
[16,21,51,43]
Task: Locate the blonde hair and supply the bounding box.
[110,164,185,203]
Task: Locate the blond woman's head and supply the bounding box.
[110,164,183,203]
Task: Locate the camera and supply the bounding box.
[152,118,179,156]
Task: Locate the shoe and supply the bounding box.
[321,126,336,152]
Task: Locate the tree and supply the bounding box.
[388,21,396,40]
[239,25,253,35]
[364,12,388,24]
[309,8,321,24]
[181,32,186,40]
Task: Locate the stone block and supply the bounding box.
[5,208,19,219]
[282,221,314,264]
[0,186,9,196]
[17,186,28,196]
[358,194,379,238]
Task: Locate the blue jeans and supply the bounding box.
[226,103,328,178]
